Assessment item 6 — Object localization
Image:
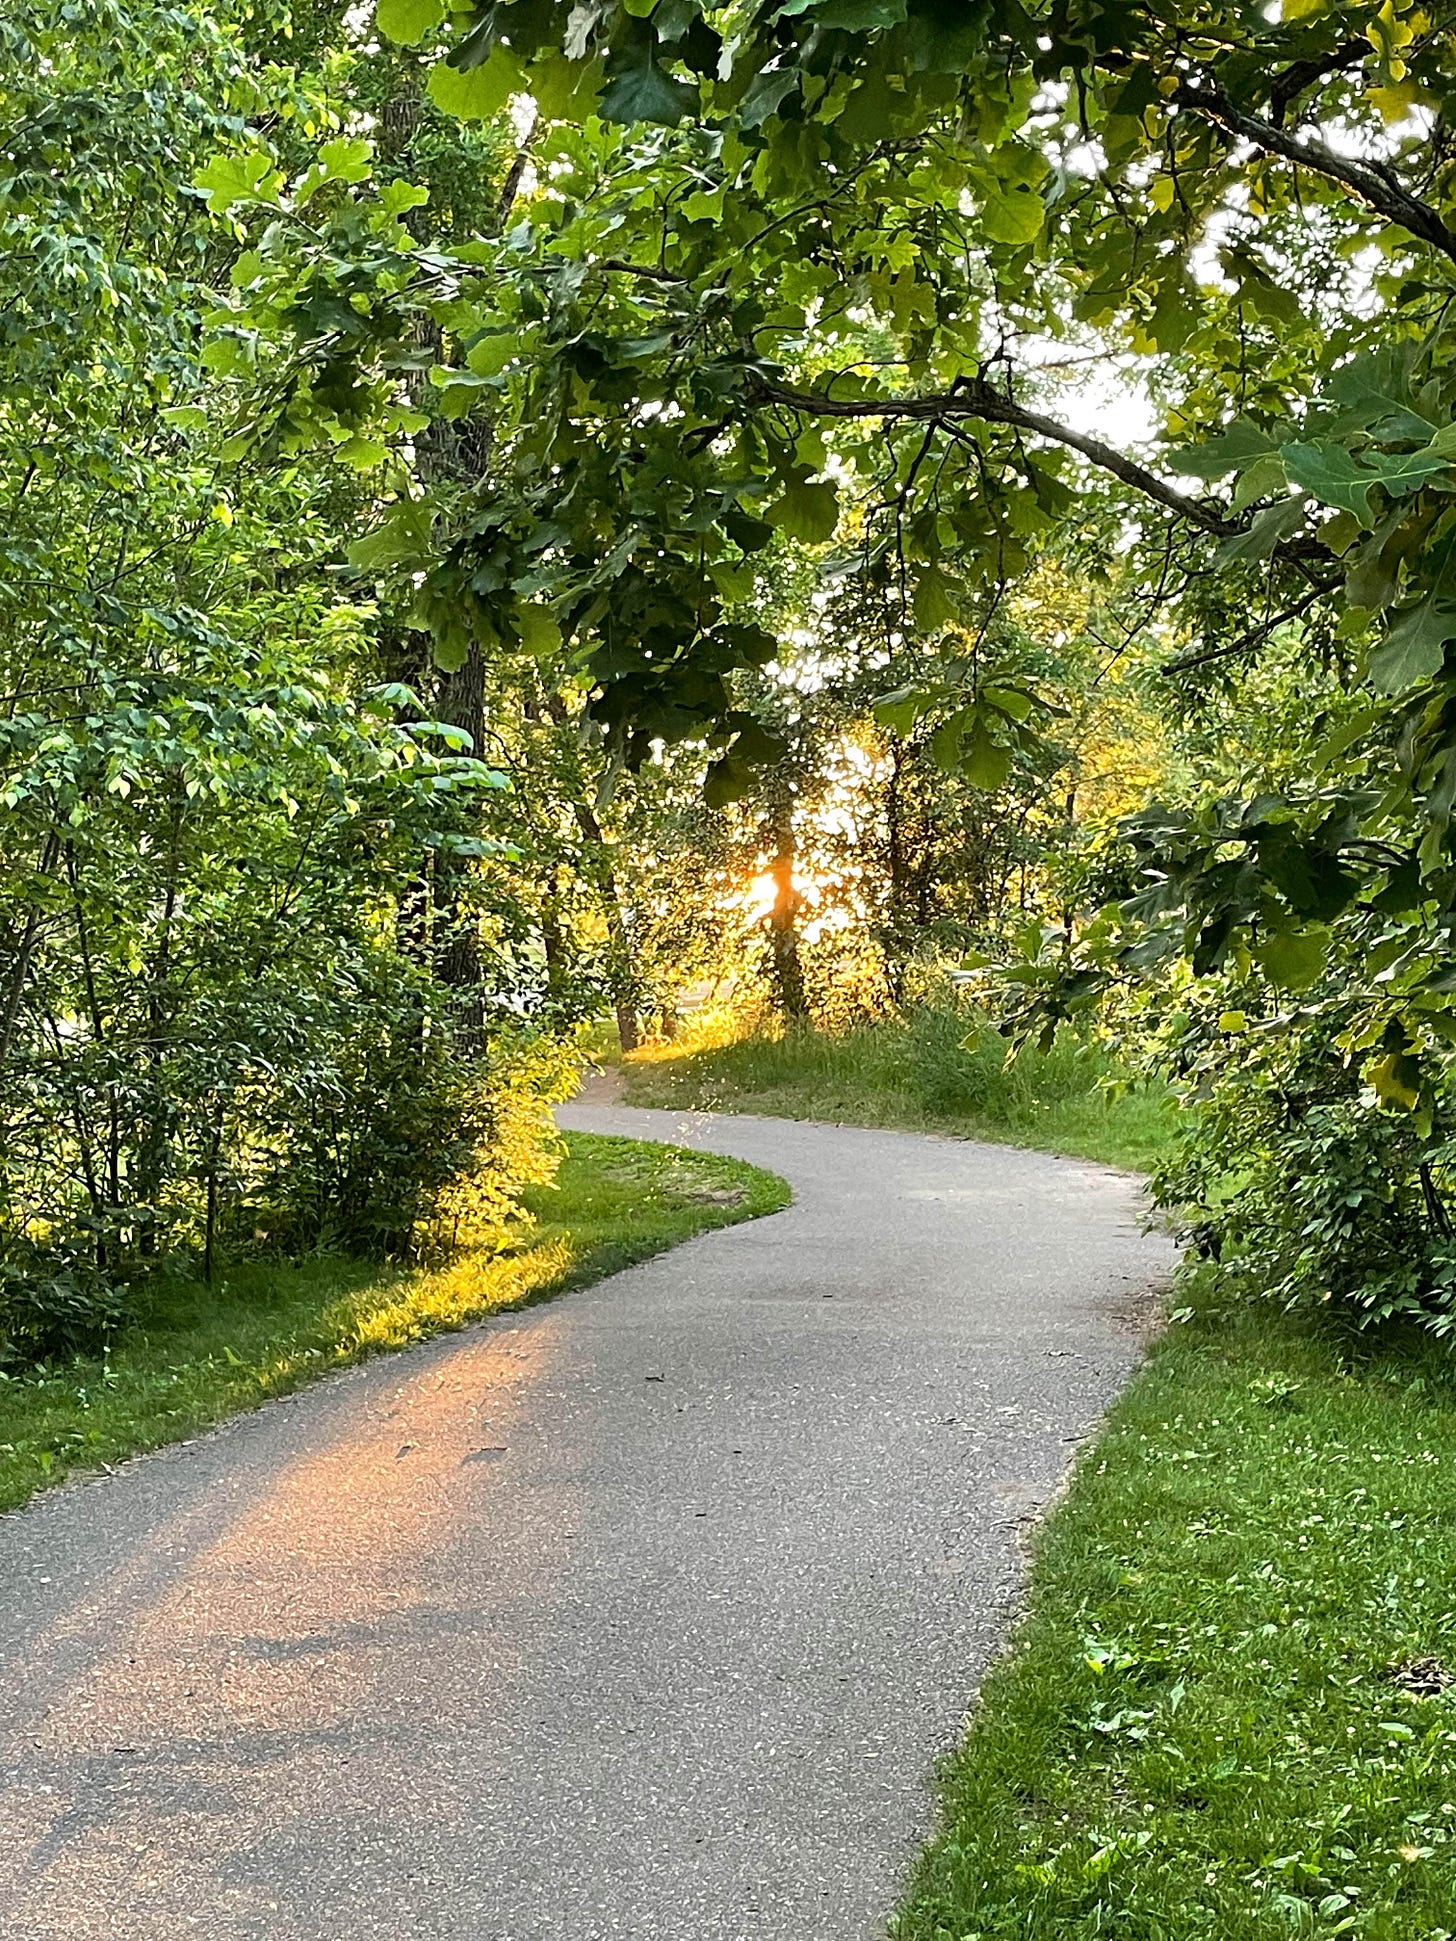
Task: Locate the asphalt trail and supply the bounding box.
[0,1105,1175,1941]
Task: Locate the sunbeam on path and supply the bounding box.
[0,1108,1174,1941]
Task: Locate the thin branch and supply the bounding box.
[596,257,688,283]
[1162,575,1342,673]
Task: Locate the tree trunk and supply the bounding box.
[571,792,641,1051]
[763,799,809,1023]
[435,644,487,1049]
[542,691,643,1050]
[881,740,911,1007]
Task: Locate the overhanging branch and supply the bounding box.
[746,373,1238,535]
[1177,82,1456,267]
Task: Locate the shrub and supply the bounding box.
[0,1238,128,1368]
[1153,1026,1456,1334]
[250,1010,576,1260]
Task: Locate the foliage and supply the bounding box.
[0,1130,790,1513]
[0,3,569,1355]
[1148,983,1456,1334]
[894,1299,1456,1939]
[15,0,1456,1331]
[0,1241,127,1370]
[266,0,1456,1321]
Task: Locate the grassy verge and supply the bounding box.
[616,1008,1174,1173]
[0,1131,788,1516]
[894,1290,1456,1940]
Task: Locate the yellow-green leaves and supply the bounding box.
[1255,927,1329,992]
[979,186,1044,245]
[294,137,372,208]
[376,0,445,45]
[1370,1048,1422,1110]
[193,151,282,214]
[427,45,521,120]
[513,604,562,657]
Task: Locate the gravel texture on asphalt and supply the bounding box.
[0,1105,1176,1941]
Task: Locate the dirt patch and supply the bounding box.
[1106,1276,1171,1345]
[573,1065,626,1106]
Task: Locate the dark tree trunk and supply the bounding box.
[435,645,488,1049]
[0,827,58,1082]
[763,798,809,1023]
[542,691,642,1050]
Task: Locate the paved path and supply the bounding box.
[0,1106,1175,1941]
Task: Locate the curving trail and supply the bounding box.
[0,1105,1174,1941]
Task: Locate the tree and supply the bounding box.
[0,4,565,1362]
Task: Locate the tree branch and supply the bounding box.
[1162,575,1342,674]
[1265,38,1369,126]
[747,373,1239,535]
[598,257,688,283]
[1177,82,1456,266]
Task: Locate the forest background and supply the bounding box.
[5,0,1456,1365]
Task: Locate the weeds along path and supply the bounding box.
[0,1106,1174,1941]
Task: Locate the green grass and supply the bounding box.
[894,1290,1456,1939]
[0,1131,789,1515]
[618,1007,1174,1173]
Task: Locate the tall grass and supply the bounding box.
[619,1002,1173,1172]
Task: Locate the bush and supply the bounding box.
[250,1013,576,1260]
[1153,1029,1456,1333]
[0,1239,128,1368]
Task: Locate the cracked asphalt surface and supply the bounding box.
[0,1105,1175,1941]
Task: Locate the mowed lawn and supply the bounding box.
[894,1296,1456,1939]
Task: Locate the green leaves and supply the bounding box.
[1281,440,1453,525]
[347,499,434,575]
[912,566,958,631]
[979,187,1045,245]
[1254,926,1329,991]
[767,476,840,543]
[1169,422,1275,480]
[599,27,698,126]
[376,0,446,45]
[513,602,562,656]
[1214,498,1305,564]
[1369,602,1456,692]
[427,44,521,118]
[1280,442,1382,523]
[778,0,908,26]
[958,722,1014,790]
[193,150,280,214]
